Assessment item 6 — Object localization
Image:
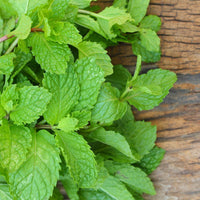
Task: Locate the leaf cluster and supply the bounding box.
[0,0,177,200]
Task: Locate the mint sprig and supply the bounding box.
[0,1,177,199]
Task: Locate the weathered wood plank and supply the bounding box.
[98,0,200,199]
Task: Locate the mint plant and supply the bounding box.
[0,0,177,199]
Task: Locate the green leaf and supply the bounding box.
[9,130,60,200]
[79,188,115,200]
[123,121,157,158]
[125,69,177,111]
[140,15,161,32]
[70,0,93,9]
[100,176,135,200]
[8,0,48,16]
[96,6,132,39]
[71,110,91,129]
[0,183,13,200]
[56,131,97,188]
[105,161,155,195]
[73,57,104,111]
[132,39,161,63]
[1,85,19,113]
[119,22,139,33]
[11,46,33,81]
[43,66,79,125]
[57,116,79,133]
[0,0,17,19]
[75,14,106,38]
[49,188,64,200]
[0,53,16,75]
[88,127,135,159]
[48,0,70,20]
[0,120,32,173]
[63,4,78,23]
[10,86,52,125]
[113,0,127,8]
[140,29,160,52]
[8,15,32,39]
[29,32,72,74]
[0,104,6,119]
[106,65,132,93]
[77,41,113,76]
[49,21,82,46]
[60,170,79,200]
[91,83,127,125]
[135,146,165,175]
[128,0,150,25]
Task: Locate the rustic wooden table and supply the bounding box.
[100,0,200,199]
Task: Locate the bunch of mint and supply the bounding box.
[0,0,177,199]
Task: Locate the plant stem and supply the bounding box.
[0,35,14,43]
[5,38,19,55]
[120,87,132,101]
[31,27,43,32]
[35,124,53,130]
[0,28,43,44]
[78,9,105,19]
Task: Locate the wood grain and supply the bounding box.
[98,0,200,199]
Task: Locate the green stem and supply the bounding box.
[35,124,53,130]
[120,87,132,101]
[78,9,106,19]
[5,38,19,55]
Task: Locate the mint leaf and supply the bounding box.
[0,104,6,119]
[73,57,104,111]
[11,46,33,81]
[29,33,72,74]
[91,83,127,125]
[48,0,70,20]
[10,86,52,125]
[96,6,132,39]
[9,129,60,200]
[8,15,32,39]
[49,188,64,200]
[77,41,113,76]
[106,65,132,93]
[57,116,79,132]
[140,29,160,52]
[72,110,91,129]
[8,0,48,16]
[105,161,155,195]
[0,182,13,200]
[43,66,79,125]
[70,0,93,9]
[135,146,165,175]
[100,175,135,200]
[128,0,150,25]
[75,14,106,38]
[79,189,115,200]
[0,0,17,19]
[132,39,161,63]
[140,15,161,32]
[56,131,97,188]
[113,0,127,8]
[0,53,16,75]
[88,127,135,159]
[116,121,156,159]
[60,170,79,200]
[119,22,139,33]
[49,21,82,46]
[1,85,18,113]
[0,120,32,173]
[125,69,177,111]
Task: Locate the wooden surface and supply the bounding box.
[99,0,200,199]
